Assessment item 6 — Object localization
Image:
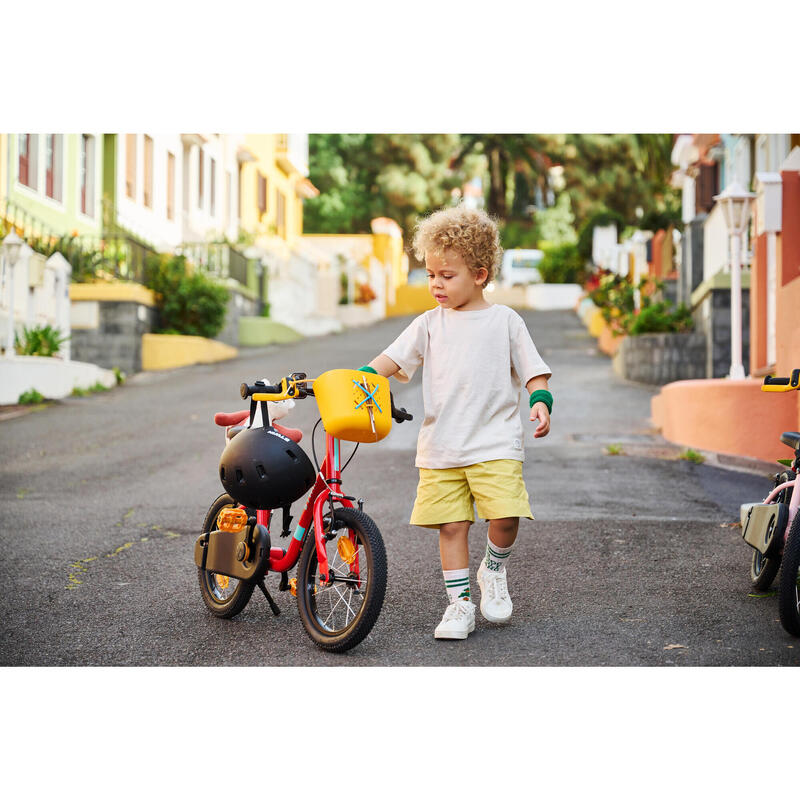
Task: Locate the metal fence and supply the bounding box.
[1,197,158,283]
[177,242,249,286]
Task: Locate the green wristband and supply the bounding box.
[529,389,553,414]
[357,365,378,374]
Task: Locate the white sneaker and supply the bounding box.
[477,558,513,623]
[434,598,476,639]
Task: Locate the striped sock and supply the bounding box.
[485,538,513,572]
[443,568,470,603]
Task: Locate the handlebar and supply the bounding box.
[762,369,800,392]
[241,372,413,424]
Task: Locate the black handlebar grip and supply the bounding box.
[763,376,791,386]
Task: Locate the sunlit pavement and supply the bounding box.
[1,309,797,665]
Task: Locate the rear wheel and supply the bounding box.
[778,514,800,637]
[296,507,387,652]
[197,493,255,619]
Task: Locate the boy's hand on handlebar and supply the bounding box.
[531,403,550,438]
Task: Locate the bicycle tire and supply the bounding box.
[778,513,800,637]
[197,493,256,619]
[296,507,387,652]
[750,548,780,591]
[748,474,792,591]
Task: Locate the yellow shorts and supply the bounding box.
[410,459,534,529]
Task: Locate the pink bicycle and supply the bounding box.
[742,369,800,636]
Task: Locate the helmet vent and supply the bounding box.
[256,464,268,480]
[236,468,245,484]
[286,449,298,462]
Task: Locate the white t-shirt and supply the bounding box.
[383,304,551,469]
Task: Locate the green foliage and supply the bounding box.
[577,209,627,262]
[71,386,89,397]
[305,134,679,257]
[113,367,126,385]
[14,324,69,357]
[304,134,466,235]
[534,193,577,245]
[18,388,44,405]
[589,274,695,337]
[680,449,705,464]
[626,301,693,336]
[537,242,587,285]
[143,254,229,338]
[498,219,540,250]
[605,444,625,456]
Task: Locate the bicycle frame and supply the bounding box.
[761,471,799,545]
[255,432,354,584]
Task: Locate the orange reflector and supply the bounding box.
[337,537,357,564]
[216,575,230,590]
[218,508,248,533]
[289,577,297,597]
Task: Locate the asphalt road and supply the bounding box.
[1,308,797,666]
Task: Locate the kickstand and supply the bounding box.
[257,580,281,616]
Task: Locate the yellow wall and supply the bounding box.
[240,135,306,246]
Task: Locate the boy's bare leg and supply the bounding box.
[439,520,471,570]
[488,516,519,548]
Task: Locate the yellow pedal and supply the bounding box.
[217,507,248,532]
[337,536,357,564]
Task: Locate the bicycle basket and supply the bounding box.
[314,369,392,443]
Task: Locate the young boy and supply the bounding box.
[359,205,552,640]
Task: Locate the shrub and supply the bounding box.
[537,242,588,285]
[144,254,229,338]
[15,324,69,357]
[18,388,45,405]
[625,301,693,335]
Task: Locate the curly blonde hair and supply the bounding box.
[412,205,502,288]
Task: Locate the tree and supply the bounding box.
[304,134,467,235]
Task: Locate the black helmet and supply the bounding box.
[219,425,316,509]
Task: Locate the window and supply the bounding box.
[166,152,175,221]
[80,134,96,217]
[257,172,267,216]
[276,189,286,237]
[126,134,137,199]
[45,134,63,202]
[695,161,719,214]
[18,134,38,189]
[144,135,153,208]
[210,157,216,217]
[198,149,204,209]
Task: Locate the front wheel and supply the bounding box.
[296,507,387,652]
[197,493,255,619]
[778,514,800,637]
[750,548,781,592]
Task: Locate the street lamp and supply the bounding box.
[713,181,755,380]
[2,231,23,359]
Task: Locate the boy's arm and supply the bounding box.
[526,375,550,439]
[363,354,401,378]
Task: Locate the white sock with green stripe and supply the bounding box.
[485,537,513,573]
[443,568,471,603]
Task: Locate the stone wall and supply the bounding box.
[216,285,261,347]
[613,332,707,385]
[692,287,750,378]
[71,300,158,375]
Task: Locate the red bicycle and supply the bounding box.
[194,370,412,652]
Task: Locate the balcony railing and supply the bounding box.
[1,197,158,283]
[177,241,249,287]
